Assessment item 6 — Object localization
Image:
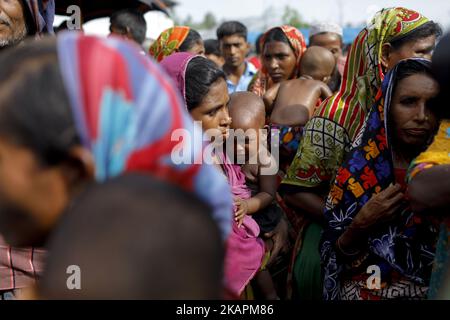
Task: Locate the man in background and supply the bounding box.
[217,21,257,93]
[308,22,344,92]
[109,9,147,50]
[0,0,54,300]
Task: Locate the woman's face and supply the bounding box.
[189,78,231,141]
[263,41,297,83]
[390,73,439,149]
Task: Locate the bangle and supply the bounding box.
[336,236,361,257]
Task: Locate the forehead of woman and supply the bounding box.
[197,77,229,109]
[389,59,437,97]
[183,56,227,111]
[264,40,293,55]
[395,72,438,99]
[263,28,292,53]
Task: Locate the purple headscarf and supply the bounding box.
[160,52,197,109]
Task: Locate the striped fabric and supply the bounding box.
[317,7,429,140]
[282,7,430,190]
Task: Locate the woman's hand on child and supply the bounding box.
[234,197,249,227]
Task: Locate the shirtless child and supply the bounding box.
[266,46,335,171]
[269,46,335,125]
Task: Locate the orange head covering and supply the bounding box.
[149,26,190,62]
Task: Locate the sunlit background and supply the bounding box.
[54,0,450,47]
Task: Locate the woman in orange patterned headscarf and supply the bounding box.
[249,25,306,97]
[149,26,205,62]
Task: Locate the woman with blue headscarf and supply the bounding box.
[321,59,442,300]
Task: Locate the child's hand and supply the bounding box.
[234,197,249,227]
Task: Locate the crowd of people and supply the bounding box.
[0,1,449,301]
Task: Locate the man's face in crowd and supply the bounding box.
[0,0,27,48]
[220,35,249,69]
[309,32,343,62]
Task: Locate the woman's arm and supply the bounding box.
[408,164,450,214]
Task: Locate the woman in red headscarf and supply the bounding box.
[249,25,306,99]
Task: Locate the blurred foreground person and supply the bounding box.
[0,0,55,300]
[37,174,223,300]
[0,33,232,298]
